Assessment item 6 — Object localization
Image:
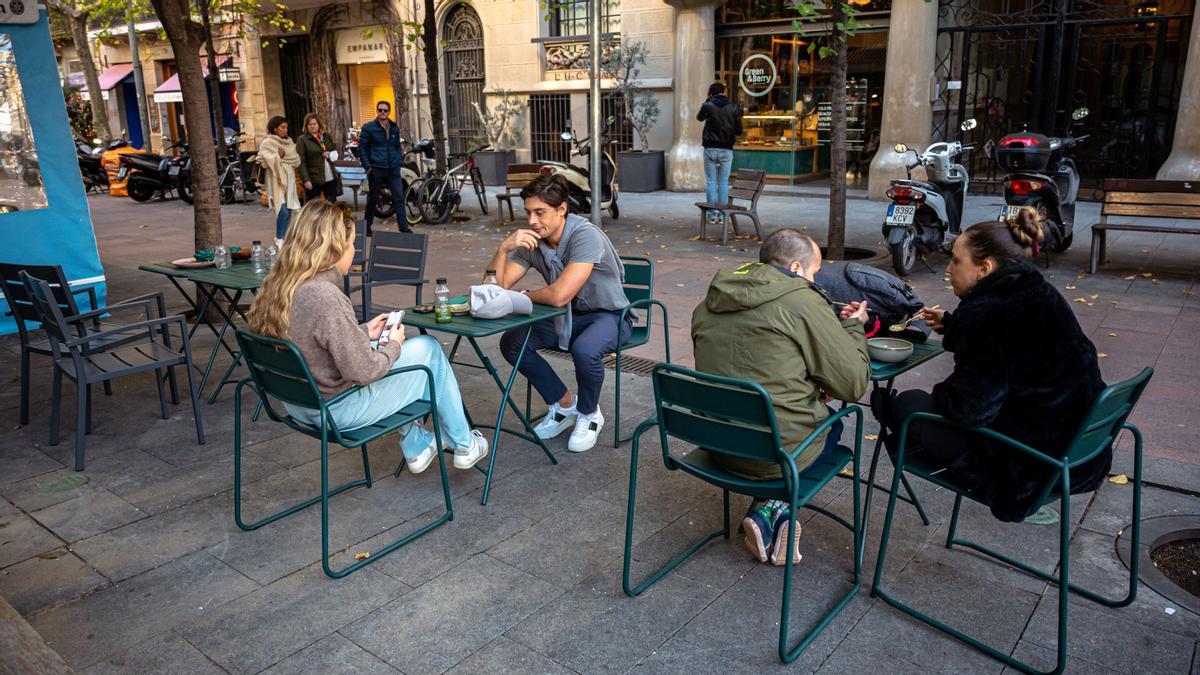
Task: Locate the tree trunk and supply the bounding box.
[826,2,849,261]
[68,11,112,143]
[151,0,223,252]
[422,0,447,172]
[200,2,229,159]
[379,0,414,141]
[311,6,352,148]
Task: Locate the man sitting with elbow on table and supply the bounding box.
[486,173,631,453]
[691,228,870,565]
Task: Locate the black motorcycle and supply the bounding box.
[76,138,127,193]
[995,107,1090,254]
[119,141,188,202]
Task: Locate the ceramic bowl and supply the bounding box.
[867,337,914,363]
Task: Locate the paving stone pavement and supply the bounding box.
[1,188,1198,673]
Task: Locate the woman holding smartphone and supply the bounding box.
[247,199,488,473]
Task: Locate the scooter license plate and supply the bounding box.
[998,205,1024,221]
[117,167,128,180]
[886,204,916,225]
[169,165,180,176]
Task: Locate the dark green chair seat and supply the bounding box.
[623,364,864,664]
[233,329,454,579]
[871,367,1153,674]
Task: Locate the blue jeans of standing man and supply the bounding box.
[500,310,633,416]
[703,148,734,221]
[283,336,472,462]
[365,165,409,232]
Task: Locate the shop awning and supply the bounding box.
[153,58,231,103]
[79,63,134,101]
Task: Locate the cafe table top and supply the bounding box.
[139,260,267,291]
[402,302,567,339]
[870,339,944,382]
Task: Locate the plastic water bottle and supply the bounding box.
[484,269,498,286]
[251,240,265,274]
[266,244,278,270]
[215,245,229,269]
[435,278,452,323]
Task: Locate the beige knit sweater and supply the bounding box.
[288,269,402,397]
[258,133,302,213]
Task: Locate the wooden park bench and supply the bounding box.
[494,163,544,226]
[1090,178,1200,273]
[334,160,369,211]
[694,168,766,245]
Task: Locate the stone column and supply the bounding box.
[664,0,720,191]
[867,0,939,199]
[1157,3,1200,179]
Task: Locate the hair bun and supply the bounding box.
[1006,206,1045,249]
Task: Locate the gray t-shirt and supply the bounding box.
[510,216,628,313]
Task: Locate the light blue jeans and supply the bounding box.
[703,148,734,221]
[284,335,471,460]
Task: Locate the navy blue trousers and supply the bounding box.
[364,165,408,232]
[500,310,632,416]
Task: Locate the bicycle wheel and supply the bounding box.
[470,166,488,214]
[420,179,453,224]
[404,179,425,226]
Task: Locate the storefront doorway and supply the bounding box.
[443,3,485,156]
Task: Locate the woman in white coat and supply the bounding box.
[258,116,301,246]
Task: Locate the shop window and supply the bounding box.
[550,0,620,37]
[719,0,891,26]
[0,34,48,212]
[530,93,572,163]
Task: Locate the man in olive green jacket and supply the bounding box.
[692,228,870,564]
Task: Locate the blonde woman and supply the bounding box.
[247,200,488,473]
[258,116,302,246]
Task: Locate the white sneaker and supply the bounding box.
[567,409,604,452]
[453,430,489,469]
[405,442,436,475]
[534,402,577,440]
[274,237,284,249]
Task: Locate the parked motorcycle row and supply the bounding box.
[882,108,1090,275]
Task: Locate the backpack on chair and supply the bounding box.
[814,262,931,342]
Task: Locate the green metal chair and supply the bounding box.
[233,329,454,579]
[622,364,864,663]
[871,367,1152,674]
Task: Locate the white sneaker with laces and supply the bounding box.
[567,409,605,452]
[274,237,284,249]
[404,442,436,475]
[453,429,489,469]
[534,402,577,439]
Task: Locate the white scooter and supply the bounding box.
[537,116,619,219]
[882,118,977,275]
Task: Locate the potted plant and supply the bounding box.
[604,41,664,192]
[472,88,526,186]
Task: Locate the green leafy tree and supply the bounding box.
[47,0,117,143]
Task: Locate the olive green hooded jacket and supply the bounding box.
[691,262,869,479]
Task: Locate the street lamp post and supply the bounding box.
[589,0,602,227]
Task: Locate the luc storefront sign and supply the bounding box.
[739,53,776,97]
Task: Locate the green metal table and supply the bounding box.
[140,261,266,402]
[403,303,568,505]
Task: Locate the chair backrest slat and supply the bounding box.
[18,272,74,349]
[368,231,428,283]
[0,263,81,330]
[618,256,654,326]
[235,330,325,410]
[352,220,368,266]
[653,365,781,464]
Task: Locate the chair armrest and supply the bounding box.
[783,405,864,463]
[110,290,169,317]
[619,299,672,362]
[70,286,100,312]
[64,298,157,324]
[324,364,436,408]
[363,278,429,290]
[65,314,188,348]
[894,412,1065,470]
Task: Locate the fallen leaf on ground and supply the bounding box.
[864,434,878,441]
[1065,285,1077,290]
[1073,297,1087,303]
[945,285,953,290]
[1142,272,1153,278]
[837,468,854,478]
[1185,290,1194,296]
[1153,279,1161,285]
[1090,294,1100,299]
[1108,332,1117,337]
[676,283,686,287]
[1141,249,1151,253]
[354,552,371,560]
[1098,352,1108,358]
[1123,275,1136,280]
[1109,474,1128,484]
[660,244,668,249]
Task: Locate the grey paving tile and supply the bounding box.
[0,549,108,615]
[27,551,259,670]
[80,631,225,675]
[630,637,772,674]
[29,489,148,543]
[445,636,574,675]
[341,554,561,674]
[260,633,400,675]
[507,558,727,675]
[1002,639,1120,674]
[1079,482,1192,537]
[0,469,99,513]
[822,602,1000,675]
[1,504,68,570]
[625,497,758,589]
[476,445,631,523]
[180,564,407,675]
[0,441,64,487]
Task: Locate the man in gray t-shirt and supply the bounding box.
[486,174,631,453]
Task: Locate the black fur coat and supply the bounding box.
[936,260,1107,521]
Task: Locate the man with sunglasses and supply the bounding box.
[358,100,410,233]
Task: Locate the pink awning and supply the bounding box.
[80,63,133,95]
[153,57,231,95]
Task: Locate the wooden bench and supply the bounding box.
[495,163,544,225]
[694,168,766,245]
[334,160,369,210]
[1090,178,1200,273]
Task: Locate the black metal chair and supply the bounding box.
[19,271,205,471]
[1,262,173,426]
[349,231,429,322]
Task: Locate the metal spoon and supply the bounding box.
[889,305,939,332]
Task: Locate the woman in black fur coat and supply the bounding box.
[878,209,1107,522]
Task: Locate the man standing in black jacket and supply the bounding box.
[696,82,742,227]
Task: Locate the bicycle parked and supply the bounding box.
[417,145,490,225]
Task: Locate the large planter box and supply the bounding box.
[474,149,516,187]
[617,150,665,193]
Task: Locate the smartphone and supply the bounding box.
[376,310,404,347]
